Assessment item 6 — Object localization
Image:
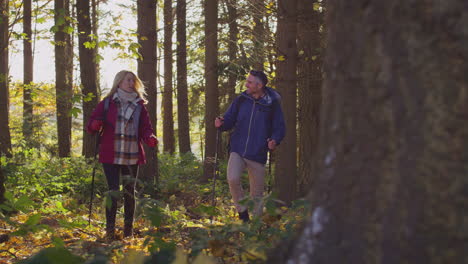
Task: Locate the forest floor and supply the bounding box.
[0,161,308,264]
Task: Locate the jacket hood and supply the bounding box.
[240,86,281,106]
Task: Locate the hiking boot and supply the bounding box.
[238,210,250,223]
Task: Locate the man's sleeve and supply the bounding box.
[270,99,286,145]
[220,97,239,131]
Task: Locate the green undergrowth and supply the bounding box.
[1,150,310,263]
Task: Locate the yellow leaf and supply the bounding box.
[242,248,267,261]
[278,55,285,61]
[313,2,321,11]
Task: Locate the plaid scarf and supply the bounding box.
[112,92,142,165]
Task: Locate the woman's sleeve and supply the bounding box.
[139,104,155,141]
[86,100,105,134]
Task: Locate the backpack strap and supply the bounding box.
[103,96,110,120]
[96,96,114,130]
[234,95,246,114]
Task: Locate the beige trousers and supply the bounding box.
[227,152,265,216]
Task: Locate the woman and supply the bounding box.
[87,70,158,239]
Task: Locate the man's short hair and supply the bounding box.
[249,70,268,86]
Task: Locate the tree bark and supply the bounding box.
[0,152,6,204]
[137,0,158,190]
[251,0,265,71]
[0,0,11,157]
[91,0,100,98]
[0,156,4,204]
[274,0,297,204]
[273,0,468,263]
[176,0,191,154]
[54,0,73,157]
[163,0,175,154]
[226,0,238,103]
[297,0,323,197]
[77,0,99,158]
[23,0,34,141]
[202,0,219,181]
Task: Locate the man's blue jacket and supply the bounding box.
[220,87,286,164]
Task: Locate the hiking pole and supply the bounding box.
[210,128,221,222]
[88,131,101,226]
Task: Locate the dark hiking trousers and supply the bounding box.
[102,163,139,236]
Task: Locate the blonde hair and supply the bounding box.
[106,70,146,100]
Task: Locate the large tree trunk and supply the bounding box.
[163,0,175,154]
[137,0,158,190]
[250,0,265,70]
[77,0,99,158]
[54,0,73,157]
[202,0,219,181]
[23,0,34,141]
[274,0,297,204]
[0,157,4,204]
[0,0,11,157]
[273,1,468,263]
[176,0,191,155]
[297,0,323,197]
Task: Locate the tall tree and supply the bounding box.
[271,0,468,263]
[297,0,323,197]
[226,0,239,103]
[54,0,73,157]
[162,0,175,154]
[0,157,4,204]
[274,0,297,204]
[23,0,34,141]
[176,0,191,154]
[0,0,10,202]
[91,0,100,94]
[250,0,265,70]
[202,0,219,181]
[137,0,158,189]
[0,0,12,157]
[77,0,99,158]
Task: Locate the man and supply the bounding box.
[215,70,285,222]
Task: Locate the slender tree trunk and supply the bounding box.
[274,0,297,204]
[272,0,468,263]
[297,0,323,197]
[23,0,34,141]
[202,0,219,181]
[0,0,11,157]
[137,0,158,190]
[176,0,191,154]
[54,0,73,157]
[163,0,175,154]
[77,0,99,158]
[251,0,265,70]
[91,0,100,97]
[226,0,238,103]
